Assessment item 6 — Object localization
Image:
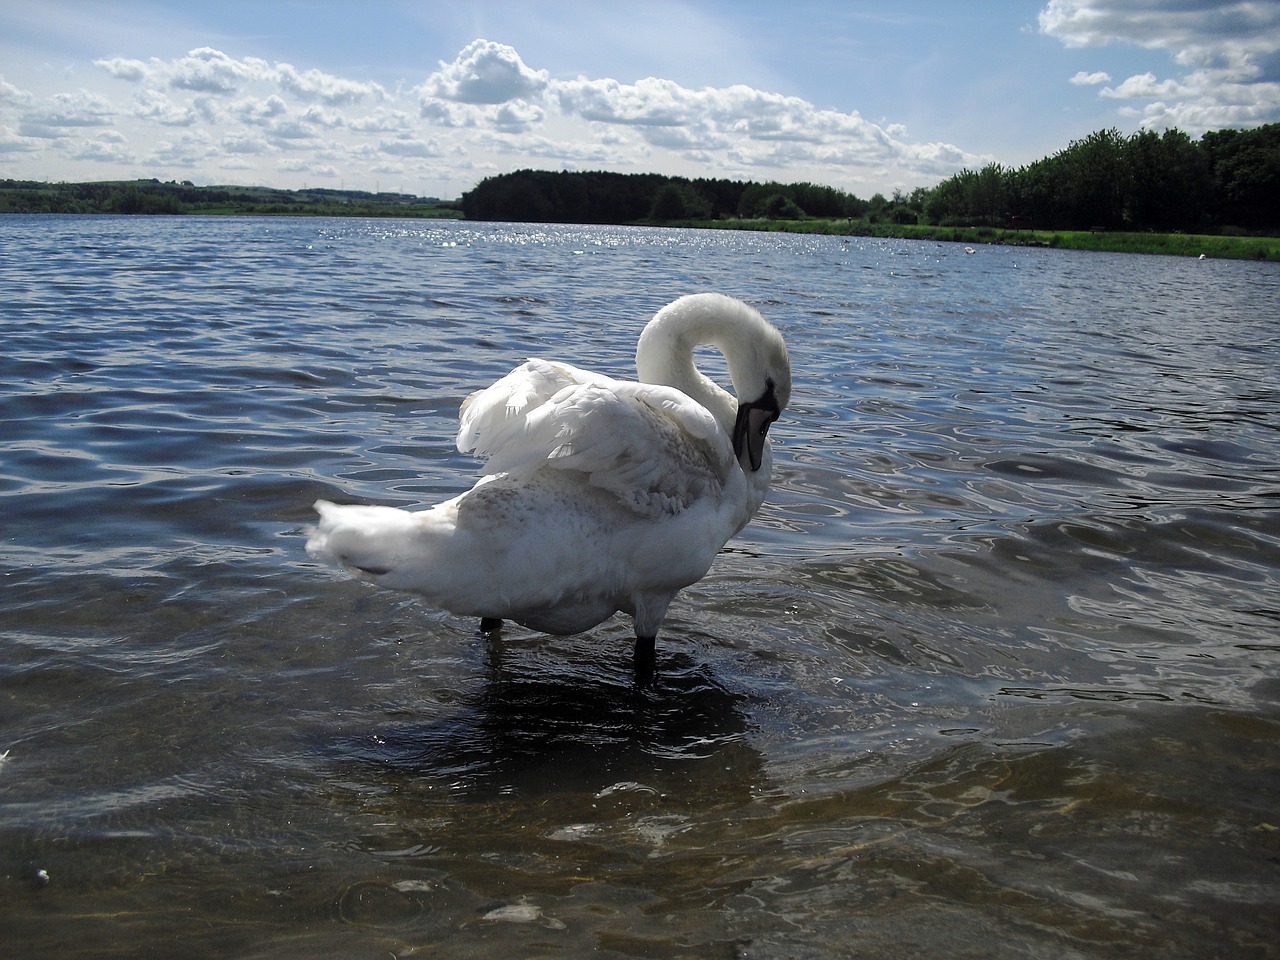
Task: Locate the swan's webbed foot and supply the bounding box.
[634,634,657,687]
[480,617,504,634]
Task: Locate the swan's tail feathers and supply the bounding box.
[307,500,428,587]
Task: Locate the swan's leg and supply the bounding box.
[631,592,671,687]
[634,634,657,686]
[480,617,503,634]
[483,622,507,676]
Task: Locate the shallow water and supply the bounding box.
[2,215,1278,958]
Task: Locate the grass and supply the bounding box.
[664,217,1280,261]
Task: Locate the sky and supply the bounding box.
[2,0,1278,201]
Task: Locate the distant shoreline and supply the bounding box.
[3,178,1276,261]
[661,218,1280,262]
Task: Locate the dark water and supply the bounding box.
[2,215,1278,958]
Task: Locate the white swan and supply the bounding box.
[307,292,791,678]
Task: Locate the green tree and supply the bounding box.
[759,193,804,219]
[649,181,711,221]
[1203,124,1280,228]
[1125,128,1210,230]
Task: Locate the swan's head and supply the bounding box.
[730,319,790,473]
[638,293,791,474]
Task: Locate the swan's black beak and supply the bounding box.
[733,379,781,472]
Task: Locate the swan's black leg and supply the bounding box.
[634,634,657,687]
[482,620,507,677]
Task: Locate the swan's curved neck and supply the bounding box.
[635,312,737,429]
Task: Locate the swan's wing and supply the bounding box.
[459,362,734,517]
[457,358,596,460]
[539,381,735,516]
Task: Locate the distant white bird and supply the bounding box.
[308,293,791,679]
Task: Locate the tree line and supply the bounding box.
[463,122,1278,234]
[923,123,1279,232]
[460,170,868,224]
[6,121,1274,233]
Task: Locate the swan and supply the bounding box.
[307,292,791,680]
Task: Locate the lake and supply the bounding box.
[2,214,1278,959]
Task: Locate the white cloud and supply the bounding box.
[420,39,549,105]
[348,108,413,133]
[132,89,197,126]
[233,94,288,125]
[494,99,544,130]
[68,131,130,162]
[1100,71,1184,99]
[267,119,317,143]
[17,90,115,138]
[169,47,268,95]
[275,63,386,106]
[4,38,984,197]
[94,56,152,83]
[417,98,477,128]
[545,71,973,180]
[221,132,270,155]
[147,134,211,167]
[1041,0,1280,131]
[378,135,442,158]
[1069,70,1111,85]
[1,78,33,106]
[556,76,695,126]
[0,125,43,154]
[299,105,346,129]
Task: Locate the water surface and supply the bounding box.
[2,215,1278,958]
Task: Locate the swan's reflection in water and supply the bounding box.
[332,630,764,850]
[318,634,768,951]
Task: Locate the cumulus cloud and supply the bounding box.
[221,132,270,155]
[1,78,33,106]
[6,37,983,196]
[1070,70,1112,85]
[94,57,153,83]
[493,99,544,130]
[556,76,696,126]
[132,90,198,126]
[169,47,268,95]
[0,125,43,154]
[92,48,384,109]
[420,39,549,105]
[378,135,442,158]
[417,99,477,127]
[1041,0,1280,130]
[68,129,130,163]
[348,108,413,133]
[276,63,386,106]
[546,70,969,180]
[233,94,288,125]
[147,134,211,168]
[17,90,115,138]
[1100,71,1185,99]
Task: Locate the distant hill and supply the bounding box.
[0,178,464,218]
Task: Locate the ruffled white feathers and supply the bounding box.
[458,358,733,518]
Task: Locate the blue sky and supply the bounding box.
[2,0,1277,199]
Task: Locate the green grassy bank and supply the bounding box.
[669,217,1280,261]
